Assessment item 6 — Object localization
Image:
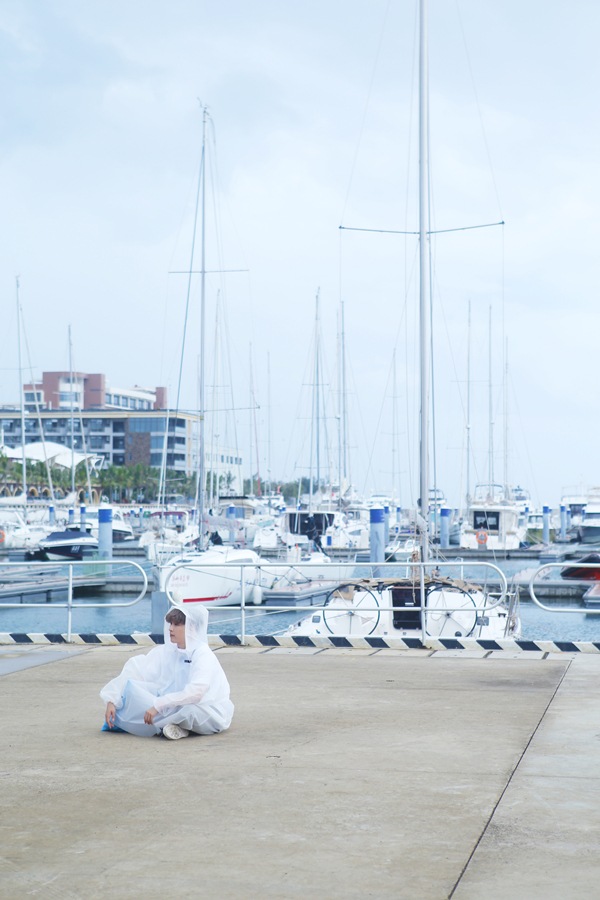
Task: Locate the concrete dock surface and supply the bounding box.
[1,645,599,899]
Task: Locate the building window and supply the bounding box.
[129,417,166,434]
[59,392,79,403]
[105,393,112,404]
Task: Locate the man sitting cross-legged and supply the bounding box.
[100,603,233,740]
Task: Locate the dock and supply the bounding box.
[0,566,148,602]
[0,645,598,898]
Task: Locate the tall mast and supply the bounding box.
[392,350,397,504]
[503,336,508,490]
[466,299,471,505]
[341,299,347,483]
[488,304,494,491]
[198,105,207,547]
[309,300,315,516]
[267,351,271,504]
[248,343,253,495]
[418,0,430,559]
[337,309,342,509]
[16,278,26,505]
[69,325,75,496]
[315,289,320,500]
[209,291,220,511]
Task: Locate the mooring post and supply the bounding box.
[440,507,450,549]
[98,507,113,577]
[543,506,550,545]
[370,507,384,576]
[228,505,236,544]
[560,505,567,542]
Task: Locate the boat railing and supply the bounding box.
[529,562,600,612]
[0,559,148,641]
[164,559,509,645]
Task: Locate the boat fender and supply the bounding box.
[251,584,263,606]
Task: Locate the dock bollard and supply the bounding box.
[383,505,390,545]
[543,506,550,545]
[49,505,55,526]
[560,505,567,542]
[227,505,236,544]
[68,507,74,525]
[370,508,384,574]
[80,504,86,532]
[440,507,450,548]
[98,507,113,577]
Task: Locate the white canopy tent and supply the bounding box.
[0,442,104,472]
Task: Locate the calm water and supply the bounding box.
[1,558,598,641]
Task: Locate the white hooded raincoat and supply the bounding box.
[100,603,233,736]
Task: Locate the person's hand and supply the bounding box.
[144,706,159,725]
[105,702,116,729]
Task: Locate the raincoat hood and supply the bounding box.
[164,600,209,654]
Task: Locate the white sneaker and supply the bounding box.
[163,724,190,741]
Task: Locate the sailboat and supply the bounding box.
[286,0,520,642]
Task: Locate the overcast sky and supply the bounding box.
[0,0,597,508]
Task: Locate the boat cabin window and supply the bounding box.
[287,512,335,535]
[392,586,422,630]
[472,510,500,533]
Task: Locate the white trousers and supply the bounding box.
[114,680,234,737]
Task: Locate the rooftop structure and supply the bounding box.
[22,371,166,413]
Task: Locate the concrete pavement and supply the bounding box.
[0,646,597,899]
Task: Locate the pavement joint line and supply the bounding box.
[0,632,594,652]
[446,655,574,899]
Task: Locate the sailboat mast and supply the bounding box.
[16,278,27,505]
[337,309,342,509]
[488,304,494,491]
[418,0,430,560]
[392,350,397,504]
[466,299,471,505]
[503,336,508,490]
[267,352,271,500]
[199,105,207,547]
[341,300,347,483]
[315,290,320,499]
[69,324,75,496]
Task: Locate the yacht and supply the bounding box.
[578,490,600,544]
[286,577,519,642]
[460,484,527,551]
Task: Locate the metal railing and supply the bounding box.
[529,561,600,611]
[0,559,148,641]
[163,559,509,645]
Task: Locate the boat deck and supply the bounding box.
[1,645,598,898]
